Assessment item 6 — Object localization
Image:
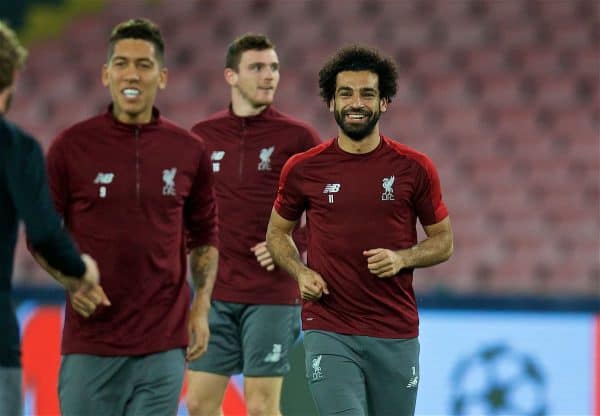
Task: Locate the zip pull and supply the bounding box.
[135,127,141,205]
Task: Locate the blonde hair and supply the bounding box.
[0,21,27,90]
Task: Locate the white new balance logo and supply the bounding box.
[211,151,225,161]
[94,172,114,198]
[323,183,340,193]
[263,344,282,363]
[211,151,225,172]
[323,183,341,203]
[94,173,114,184]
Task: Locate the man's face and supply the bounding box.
[228,49,280,108]
[329,70,387,141]
[102,38,167,124]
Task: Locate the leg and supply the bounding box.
[58,354,132,416]
[241,305,301,416]
[244,377,283,416]
[303,331,367,416]
[187,301,243,416]
[363,336,420,416]
[0,305,22,415]
[186,371,229,416]
[125,349,185,416]
[0,367,22,416]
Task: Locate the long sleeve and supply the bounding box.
[184,142,219,249]
[6,127,85,277]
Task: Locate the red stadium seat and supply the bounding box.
[463,48,510,75]
[496,21,543,48]
[476,75,531,107]
[421,75,473,108]
[551,21,595,48]
[516,47,564,75]
[532,74,579,109]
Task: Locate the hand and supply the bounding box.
[69,284,111,318]
[250,241,275,271]
[80,253,100,285]
[186,296,210,361]
[363,248,405,278]
[298,268,329,301]
[33,251,110,314]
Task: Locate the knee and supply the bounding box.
[245,401,268,416]
[185,394,221,416]
[245,395,280,416]
[184,395,202,416]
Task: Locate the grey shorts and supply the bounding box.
[188,301,301,377]
[0,367,22,416]
[303,330,420,416]
[59,348,185,416]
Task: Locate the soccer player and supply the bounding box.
[0,21,101,416]
[42,19,218,415]
[186,33,320,416]
[266,45,454,415]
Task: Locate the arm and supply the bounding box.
[249,225,306,272]
[187,244,218,361]
[184,143,219,360]
[364,216,454,278]
[31,133,109,315]
[291,220,308,254]
[266,209,329,300]
[33,252,110,317]
[7,133,86,278]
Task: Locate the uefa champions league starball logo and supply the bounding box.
[451,344,547,416]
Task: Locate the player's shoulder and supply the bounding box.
[384,136,438,171]
[160,116,208,152]
[53,112,106,147]
[160,116,200,140]
[0,117,42,155]
[190,109,230,133]
[267,107,319,135]
[285,139,333,169]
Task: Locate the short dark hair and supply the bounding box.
[318,45,398,104]
[107,18,165,64]
[225,33,274,71]
[0,20,27,91]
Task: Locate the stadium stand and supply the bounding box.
[8,0,599,297]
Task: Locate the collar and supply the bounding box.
[227,104,275,122]
[104,104,162,131]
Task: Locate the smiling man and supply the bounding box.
[186,34,320,416]
[266,45,454,416]
[41,19,219,416]
[0,21,101,416]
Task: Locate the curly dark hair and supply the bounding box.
[226,33,275,71]
[107,18,165,65]
[318,45,398,104]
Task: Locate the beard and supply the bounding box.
[334,104,381,141]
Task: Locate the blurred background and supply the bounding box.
[2,0,598,415]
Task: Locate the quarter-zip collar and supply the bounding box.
[227,103,275,124]
[103,103,163,133]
